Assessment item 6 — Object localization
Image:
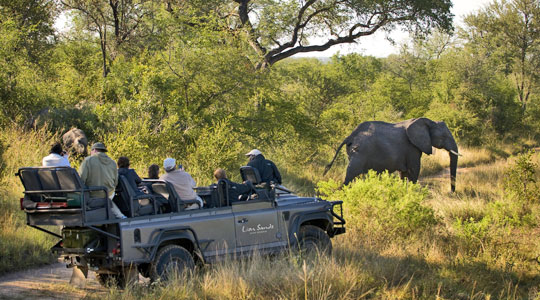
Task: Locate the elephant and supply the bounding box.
[324,118,461,192]
[62,128,88,156]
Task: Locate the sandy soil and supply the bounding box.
[0,262,103,300]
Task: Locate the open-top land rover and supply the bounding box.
[16,165,345,286]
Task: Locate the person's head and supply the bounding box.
[90,142,107,154]
[148,164,159,179]
[50,142,63,155]
[117,156,130,169]
[245,149,262,161]
[213,168,227,181]
[163,157,176,172]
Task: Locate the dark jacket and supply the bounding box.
[220,178,252,202]
[247,154,282,185]
[118,168,143,195]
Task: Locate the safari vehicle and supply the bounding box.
[16,165,345,286]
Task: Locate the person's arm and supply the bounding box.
[79,159,88,184]
[133,169,142,185]
[271,161,282,184]
[62,155,71,167]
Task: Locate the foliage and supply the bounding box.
[504,150,540,204]
[317,171,437,240]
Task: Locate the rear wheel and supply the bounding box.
[295,225,332,256]
[150,245,195,282]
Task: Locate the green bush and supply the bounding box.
[317,171,438,240]
[503,150,540,204]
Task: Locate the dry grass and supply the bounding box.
[0,126,59,274]
[1,128,540,299]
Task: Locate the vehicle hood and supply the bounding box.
[275,194,319,207]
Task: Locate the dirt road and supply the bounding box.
[0,262,103,300]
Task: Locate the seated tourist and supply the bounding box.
[117,156,144,196]
[160,158,203,210]
[213,168,253,203]
[42,142,71,167]
[147,164,160,179]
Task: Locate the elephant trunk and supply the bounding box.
[450,152,458,192]
[446,137,459,192]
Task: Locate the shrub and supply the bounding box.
[503,150,540,204]
[317,171,438,240]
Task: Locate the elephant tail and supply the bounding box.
[324,140,348,176]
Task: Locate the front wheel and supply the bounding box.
[150,245,195,282]
[294,225,332,256]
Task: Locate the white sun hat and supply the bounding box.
[245,149,262,156]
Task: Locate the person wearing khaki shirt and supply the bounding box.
[79,142,125,219]
[160,158,203,210]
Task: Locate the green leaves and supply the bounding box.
[317,171,437,240]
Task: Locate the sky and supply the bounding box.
[297,0,494,58]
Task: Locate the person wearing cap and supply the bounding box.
[79,142,126,219]
[42,142,71,167]
[159,158,203,210]
[245,149,282,186]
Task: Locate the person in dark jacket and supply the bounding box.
[245,149,282,185]
[147,164,160,179]
[117,156,144,196]
[213,168,253,202]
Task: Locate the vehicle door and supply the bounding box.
[232,199,282,248]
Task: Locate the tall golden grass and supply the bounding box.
[0,126,60,274]
[1,128,539,298]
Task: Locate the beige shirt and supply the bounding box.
[159,169,198,201]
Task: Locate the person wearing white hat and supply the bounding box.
[159,158,203,210]
[245,149,282,185]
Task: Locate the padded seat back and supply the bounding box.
[151,182,176,212]
[240,166,262,185]
[217,179,229,207]
[118,175,154,217]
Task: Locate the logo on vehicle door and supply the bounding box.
[242,223,274,234]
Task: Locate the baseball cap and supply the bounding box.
[163,157,176,171]
[245,149,262,156]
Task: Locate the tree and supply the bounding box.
[0,0,58,61]
[228,0,454,69]
[61,0,154,77]
[463,0,540,113]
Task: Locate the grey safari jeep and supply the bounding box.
[17,165,345,286]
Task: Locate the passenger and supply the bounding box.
[79,142,126,219]
[147,164,160,179]
[117,156,144,196]
[245,149,282,186]
[159,158,203,210]
[213,168,253,203]
[42,142,71,167]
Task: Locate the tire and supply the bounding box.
[150,245,195,282]
[96,273,125,288]
[294,225,332,256]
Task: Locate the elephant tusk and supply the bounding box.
[450,150,462,156]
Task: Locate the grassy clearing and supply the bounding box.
[1,128,540,298]
[89,146,540,299]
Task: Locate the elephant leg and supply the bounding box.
[399,171,408,180]
[406,156,421,183]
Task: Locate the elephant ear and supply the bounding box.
[405,118,433,155]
